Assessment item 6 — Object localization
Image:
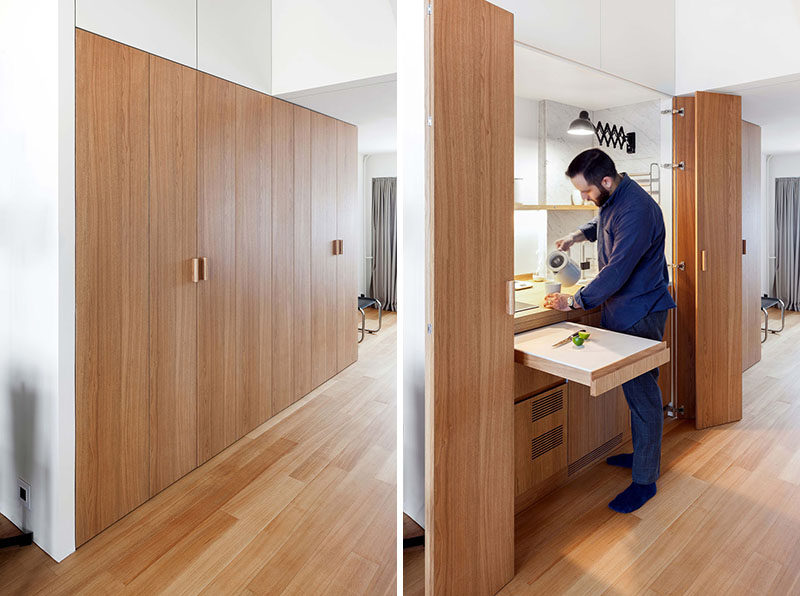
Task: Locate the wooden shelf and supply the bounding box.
[514,203,598,211]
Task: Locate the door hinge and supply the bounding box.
[427,115,433,127]
[664,404,685,416]
[427,3,432,15]
[661,107,685,117]
[427,323,433,335]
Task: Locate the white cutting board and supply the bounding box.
[514,322,668,394]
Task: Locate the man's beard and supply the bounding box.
[593,186,611,207]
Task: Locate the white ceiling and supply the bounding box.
[277,75,397,155]
[715,75,800,155]
[515,44,667,111]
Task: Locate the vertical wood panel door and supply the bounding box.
[426,0,515,594]
[234,86,273,436]
[272,99,295,413]
[198,73,237,463]
[310,113,339,388]
[672,96,697,419]
[336,121,359,370]
[75,30,150,545]
[695,92,743,429]
[742,121,762,372]
[149,55,198,495]
[293,106,313,400]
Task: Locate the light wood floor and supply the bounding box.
[405,308,800,595]
[0,309,396,595]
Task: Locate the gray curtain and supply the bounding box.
[775,177,800,310]
[369,177,397,311]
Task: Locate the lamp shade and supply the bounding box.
[568,110,595,136]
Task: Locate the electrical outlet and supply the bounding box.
[17,478,31,510]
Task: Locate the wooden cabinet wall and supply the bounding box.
[75,29,358,545]
[197,72,239,463]
[149,55,199,496]
[75,31,150,547]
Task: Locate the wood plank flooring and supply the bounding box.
[405,308,800,595]
[0,309,396,596]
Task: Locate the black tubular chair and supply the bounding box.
[358,295,383,343]
[761,295,786,343]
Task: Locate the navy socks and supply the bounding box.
[606,453,658,512]
[609,482,657,513]
[606,453,634,468]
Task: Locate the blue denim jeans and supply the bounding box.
[621,309,669,484]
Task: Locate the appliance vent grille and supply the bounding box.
[531,389,564,422]
[531,425,564,461]
[568,433,624,476]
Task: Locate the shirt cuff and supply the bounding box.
[579,223,597,242]
[573,288,585,309]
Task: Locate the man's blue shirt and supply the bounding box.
[574,174,676,332]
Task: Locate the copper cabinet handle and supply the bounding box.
[200,257,208,281]
[506,280,515,316]
[331,239,344,255]
[192,258,200,283]
[701,250,707,272]
[338,239,344,255]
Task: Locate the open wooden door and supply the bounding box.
[425,0,515,594]
[672,92,743,429]
[672,96,697,420]
[694,92,743,429]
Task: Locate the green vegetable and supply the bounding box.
[578,331,590,340]
[572,336,585,346]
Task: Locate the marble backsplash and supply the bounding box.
[514,97,666,278]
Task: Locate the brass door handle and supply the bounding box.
[192,257,208,282]
[192,258,201,283]
[506,280,515,316]
[332,239,344,255]
[701,250,707,272]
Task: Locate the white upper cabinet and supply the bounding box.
[197,0,272,94]
[76,0,197,68]
[600,0,675,96]
[490,0,603,70]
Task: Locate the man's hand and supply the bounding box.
[555,230,585,252]
[554,234,575,251]
[543,292,575,312]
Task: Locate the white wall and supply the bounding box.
[0,0,75,561]
[676,0,800,94]
[762,152,800,294]
[358,153,397,295]
[271,0,396,95]
[398,0,425,527]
